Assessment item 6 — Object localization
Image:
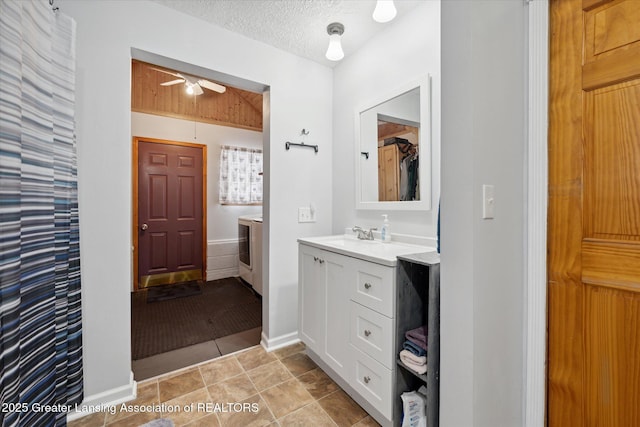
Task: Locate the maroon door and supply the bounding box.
[138,141,204,287]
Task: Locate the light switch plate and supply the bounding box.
[482,184,495,219]
[298,207,315,223]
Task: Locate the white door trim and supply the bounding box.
[525,1,548,426]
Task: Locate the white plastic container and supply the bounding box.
[381,214,391,243]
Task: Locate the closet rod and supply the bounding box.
[285,141,318,153]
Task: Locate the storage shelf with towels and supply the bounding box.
[394,252,440,427]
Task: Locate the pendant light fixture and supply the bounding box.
[373,0,397,23]
[325,22,345,61]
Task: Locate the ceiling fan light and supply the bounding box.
[185,83,194,95]
[325,22,345,61]
[373,0,397,23]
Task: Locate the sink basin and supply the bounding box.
[298,234,434,266]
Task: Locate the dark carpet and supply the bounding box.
[146,281,202,303]
[131,277,261,360]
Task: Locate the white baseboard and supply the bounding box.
[206,267,239,281]
[260,331,300,352]
[207,239,239,281]
[67,372,137,422]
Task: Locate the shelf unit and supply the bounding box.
[394,252,440,427]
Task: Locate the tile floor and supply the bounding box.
[68,343,381,427]
[132,327,262,381]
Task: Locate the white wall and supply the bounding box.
[60,0,332,401]
[440,1,526,426]
[332,1,441,238]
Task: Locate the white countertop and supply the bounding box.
[298,234,434,266]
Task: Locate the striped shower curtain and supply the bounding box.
[0,1,83,426]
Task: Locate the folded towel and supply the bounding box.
[400,349,426,365]
[403,340,426,357]
[405,325,428,350]
[400,350,427,375]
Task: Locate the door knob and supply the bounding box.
[364,283,372,289]
[363,376,371,384]
[364,330,371,337]
[141,223,148,231]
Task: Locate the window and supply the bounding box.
[219,145,263,204]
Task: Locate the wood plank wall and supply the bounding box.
[131,60,263,132]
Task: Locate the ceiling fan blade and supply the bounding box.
[160,79,185,86]
[198,79,226,94]
[193,83,204,96]
[150,67,183,79]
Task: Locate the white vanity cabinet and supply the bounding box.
[299,235,440,427]
[298,239,402,426]
[298,244,351,378]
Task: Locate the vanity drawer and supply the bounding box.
[350,301,394,369]
[350,344,393,420]
[352,260,395,317]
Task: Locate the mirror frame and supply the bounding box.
[355,75,431,211]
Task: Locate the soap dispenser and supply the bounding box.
[381,214,391,243]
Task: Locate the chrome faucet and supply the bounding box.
[352,226,377,241]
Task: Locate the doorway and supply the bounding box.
[129,55,267,380]
[132,137,206,290]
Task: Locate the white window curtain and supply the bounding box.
[219,145,263,204]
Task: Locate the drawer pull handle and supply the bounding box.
[364,283,372,289]
[363,376,371,384]
[313,256,318,262]
[364,329,371,337]
[319,259,324,264]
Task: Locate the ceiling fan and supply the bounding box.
[152,67,226,95]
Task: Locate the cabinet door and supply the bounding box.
[324,250,352,376]
[298,245,326,353]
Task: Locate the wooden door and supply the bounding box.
[133,137,206,289]
[548,0,640,425]
[378,144,400,201]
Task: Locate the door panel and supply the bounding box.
[178,176,196,219]
[177,231,196,268]
[149,233,168,272]
[584,81,640,240]
[136,139,204,288]
[585,285,640,423]
[549,0,640,425]
[149,175,168,219]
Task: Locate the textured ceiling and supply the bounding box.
[151,0,425,67]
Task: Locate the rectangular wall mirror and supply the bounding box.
[355,76,431,211]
